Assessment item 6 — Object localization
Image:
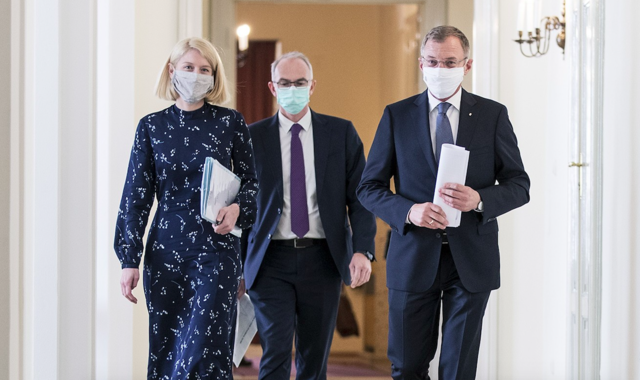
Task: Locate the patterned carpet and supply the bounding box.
[233,349,390,379]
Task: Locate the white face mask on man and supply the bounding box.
[422,66,465,99]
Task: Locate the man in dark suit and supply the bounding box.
[357,26,530,380]
[242,51,376,380]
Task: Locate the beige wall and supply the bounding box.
[237,2,419,356]
[236,3,419,157]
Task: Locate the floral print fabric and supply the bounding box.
[114,103,258,379]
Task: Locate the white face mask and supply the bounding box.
[422,66,465,99]
[172,70,214,104]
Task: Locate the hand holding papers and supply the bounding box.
[200,157,242,237]
[433,144,470,228]
[233,293,258,367]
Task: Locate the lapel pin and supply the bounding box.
[469,113,473,116]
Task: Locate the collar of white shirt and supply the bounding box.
[277,109,313,133]
[427,87,463,114]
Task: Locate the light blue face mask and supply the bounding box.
[276,86,310,115]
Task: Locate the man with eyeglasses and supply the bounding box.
[358,26,530,379]
[241,51,376,380]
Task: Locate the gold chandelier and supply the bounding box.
[514,0,566,57]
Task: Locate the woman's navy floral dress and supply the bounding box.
[114,103,258,379]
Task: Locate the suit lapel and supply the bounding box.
[260,114,284,200]
[411,91,438,176]
[455,89,479,149]
[311,110,331,197]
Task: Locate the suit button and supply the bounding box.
[435,233,441,239]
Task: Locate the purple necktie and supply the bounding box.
[290,123,309,238]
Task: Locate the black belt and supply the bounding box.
[271,238,326,249]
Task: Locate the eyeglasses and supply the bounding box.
[274,79,310,88]
[420,57,468,69]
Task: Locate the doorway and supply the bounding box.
[232,1,421,375]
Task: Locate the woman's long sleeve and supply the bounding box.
[230,111,258,229]
[114,120,157,268]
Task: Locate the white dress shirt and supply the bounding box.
[428,88,463,155]
[406,89,465,224]
[273,110,326,240]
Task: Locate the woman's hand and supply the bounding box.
[120,268,140,304]
[213,203,240,235]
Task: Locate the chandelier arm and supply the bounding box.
[520,42,534,58]
[529,40,539,57]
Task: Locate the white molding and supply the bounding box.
[17,0,100,378]
[29,1,61,377]
[472,0,499,99]
[9,0,24,377]
[3,0,16,379]
[472,1,499,379]
[208,0,236,107]
[95,1,136,379]
[57,0,96,377]
[178,0,204,40]
[568,0,604,378]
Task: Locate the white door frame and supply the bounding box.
[568,0,604,378]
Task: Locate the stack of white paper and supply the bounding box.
[200,157,242,237]
[233,293,258,367]
[433,144,470,228]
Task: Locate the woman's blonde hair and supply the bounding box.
[155,37,229,105]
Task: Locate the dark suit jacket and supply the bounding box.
[243,110,376,289]
[357,89,530,293]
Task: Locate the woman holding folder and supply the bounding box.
[113,37,258,379]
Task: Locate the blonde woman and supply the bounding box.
[114,37,258,379]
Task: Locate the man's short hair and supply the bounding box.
[421,25,470,57]
[271,51,314,81]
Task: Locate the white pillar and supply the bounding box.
[95,0,137,378]
[25,0,62,377]
[1,0,12,379]
[472,3,500,378]
[12,0,135,378]
[208,0,236,107]
[57,0,96,377]
[18,0,98,378]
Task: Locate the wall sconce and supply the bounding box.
[514,0,566,57]
[236,24,251,52]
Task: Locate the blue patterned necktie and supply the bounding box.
[435,102,454,164]
[290,123,309,238]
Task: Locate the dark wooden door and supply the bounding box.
[236,40,277,125]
